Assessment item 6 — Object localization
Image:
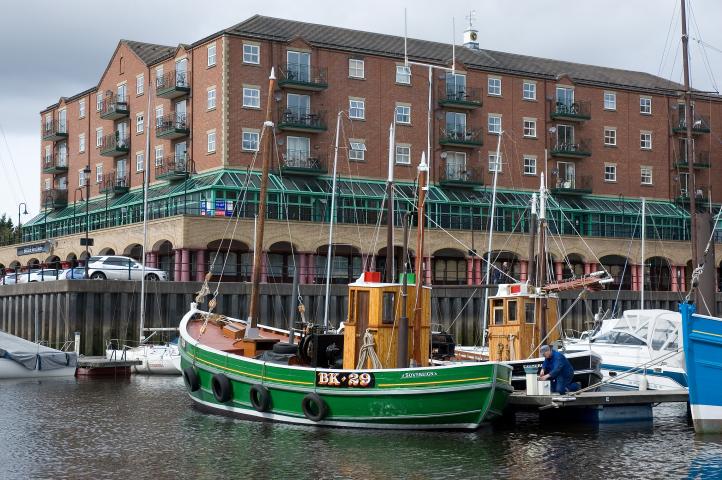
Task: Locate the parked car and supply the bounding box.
[1,273,21,285]
[65,267,87,280]
[27,269,64,282]
[85,255,168,281]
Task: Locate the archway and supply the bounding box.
[27,258,40,270]
[206,239,251,282]
[646,256,672,291]
[99,247,115,255]
[599,255,632,290]
[267,242,299,283]
[315,244,362,284]
[375,246,411,283]
[66,252,78,268]
[155,240,175,280]
[432,248,467,285]
[561,254,585,280]
[484,250,520,284]
[46,255,61,270]
[123,244,143,262]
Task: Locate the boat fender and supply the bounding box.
[301,393,328,422]
[211,373,233,403]
[250,384,272,412]
[183,367,200,392]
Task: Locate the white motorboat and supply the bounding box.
[0,331,76,379]
[106,340,180,375]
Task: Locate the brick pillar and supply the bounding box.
[554,261,563,281]
[631,264,639,291]
[180,249,190,281]
[584,262,591,276]
[173,249,182,282]
[425,256,433,285]
[260,252,268,283]
[671,265,679,292]
[299,253,308,284]
[466,257,474,286]
[307,254,316,284]
[679,265,686,292]
[519,260,528,282]
[195,249,206,282]
[474,258,482,284]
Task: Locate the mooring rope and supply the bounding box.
[356,329,382,370]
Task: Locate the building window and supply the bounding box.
[79,134,85,153]
[96,128,103,147]
[136,113,144,134]
[395,144,411,165]
[44,178,51,191]
[488,152,502,172]
[641,166,653,185]
[79,99,86,118]
[349,139,366,161]
[488,114,502,135]
[96,164,103,183]
[640,97,652,115]
[242,130,259,151]
[395,104,411,124]
[396,65,411,84]
[154,146,163,166]
[488,76,502,96]
[349,58,365,79]
[78,169,87,187]
[136,152,144,172]
[604,127,617,146]
[523,119,536,138]
[207,88,217,110]
[242,87,260,108]
[96,93,103,112]
[243,43,260,64]
[640,132,652,150]
[155,106,163,127]
[604,91,617,110]
[604,163,617,182]
[523,155,537,175]
[207,131,216,153]
[207,43,216,67]
[349,98,365,120]
[522,81,536,100]
[136,74,144,96]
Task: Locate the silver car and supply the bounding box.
[85,255,168,281]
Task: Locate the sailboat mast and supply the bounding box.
[138,73,153,343]
[322,111,343,330]
[527,193,538,287]
[385,122,396,282]
[247,69,277,332]
[538,174,548,344]
[640,197,646,309]
[412,153,428,365]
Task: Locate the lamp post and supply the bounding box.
[83,165,91,278]
[73,187,84,234]
[43,194,53,240]
[17,202,28,242]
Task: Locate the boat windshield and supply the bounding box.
[650,319,679,351]
[591,330,646,346]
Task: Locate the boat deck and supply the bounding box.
[187,318,289,356]
[509,388,689,409]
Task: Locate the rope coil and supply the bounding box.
[356,329,382,370]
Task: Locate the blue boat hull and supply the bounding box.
[679,303,722,433]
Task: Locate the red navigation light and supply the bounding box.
[363,271,381,283]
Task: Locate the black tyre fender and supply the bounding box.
[249,384,271,412]
[272,342,298,355]
[301,393,328,422]
[183,367,200,392]
[211,373,232,403]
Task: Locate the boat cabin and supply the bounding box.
[487,283,559,361]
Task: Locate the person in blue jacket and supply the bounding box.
[539,345,580,394]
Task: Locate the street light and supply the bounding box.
[73,188,84,233]
[17,202,28,242]
[84,165,91,278]
[43,193,53,240]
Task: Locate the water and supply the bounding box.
[0,376,720,480]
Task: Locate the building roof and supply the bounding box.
[223,15,684,94]
[122,40,176,65]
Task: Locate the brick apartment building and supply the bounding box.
[1,15,720,291]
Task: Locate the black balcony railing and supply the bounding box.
[672,112,711,134]
[277,107,327,131]
[550,100,591,121]
[156,112,190,139]
[42,119,68,141]
[550,139,592,157]
[440,162,483,187]
[552,174,592,195]
[675,150,711,169]
[156,154,193,181]
[439,126,484,147]
[277,63,328,90]
[156,70,191,98]
[438,85,482,108]
[280,149,326,174]
[43,188,68,209]
[99,171,129,195]
[100,95,129,119]
[99,133,130,156]
[42,152,69,174]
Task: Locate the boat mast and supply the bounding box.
[397,211,410,368]
[412,152,428,365]
[538,174,548,344]
[138,73,153,343]
[640,197,645,309]
[322,111,343,330]
[527,193,538,287]
[246,68,277,336]
[385,122,396,282]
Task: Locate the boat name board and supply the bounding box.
[316,371,375,388]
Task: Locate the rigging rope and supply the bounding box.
[356,329,382,370]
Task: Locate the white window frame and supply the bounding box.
[488,152,502,172]
[640,96,652,115]
[523,155,537,175]
[395,65,411,84]
[604,127,617,146]
[207,43,217,67]
[96,93,103,112]
[78,169,87,187]
[154,146,164,167]
[242,129,260,152]
[136,112,144,134]
[44,178,51,191]
[349,58,365,79]
[243,43,260,64]
[395,104,411,124]
[136,74,144,96]
[96,164,103,183]
[95,128,103,147]
[604,91,617,110]
[522,81,536,101]
[155,106,163,128]
[349,98,365,120]
[640,131,652,150]
[79,99,86,118]
[207,131,216,153]
[488,114,502,135]
[488,76,502,96]
[523,118,536,138]
[641,166,653,185]
[135,152,144,173]
[395,144,411,165]
[349,139,366,161]
[242,87,260,108]
[207,88,216,110]
[604,163,617,182]
[79,133,85,153]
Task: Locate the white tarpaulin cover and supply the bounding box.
[0,330,77,370]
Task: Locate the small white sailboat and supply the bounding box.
[0,330,77,379]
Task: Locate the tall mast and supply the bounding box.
[481,132,503,349]
[246,68,276,336]
[640,197,646,309]
[385,122,396,282]
[412,152,428,365]
[322,111,343,330]
[527,193,538,287]
[538,174,548,344]
[138,73,153,343]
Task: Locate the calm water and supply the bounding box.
[1,376,721,480]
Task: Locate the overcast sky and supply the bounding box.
[1,0,721,222]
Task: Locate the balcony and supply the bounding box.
[42,120,68,141]
[551,175,592,196]
[277,64,328,91]
[439,126,484,148]
[155,154,193,181]
[156,113,190,139]
[674,150,710,169]
[672,112,710,134]
[99,95,129,120]
[550,139,592,158]
[438,85,482,109]
[676,185,710,209]
[42,153,68,175]
[278,149,326,176]
[550,100,591,122]
[156,70,191,99]
[439,163,483,188]
[277,107,327,133]
[42,188,68,210]
[99,133,130,157]
[99,172,129,195]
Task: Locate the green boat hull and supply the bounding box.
[179,309,513,430]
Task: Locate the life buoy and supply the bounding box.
[183,366,200,392]
[211,373,232,403]
[301,393,328,422]
[250,384,271,412]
